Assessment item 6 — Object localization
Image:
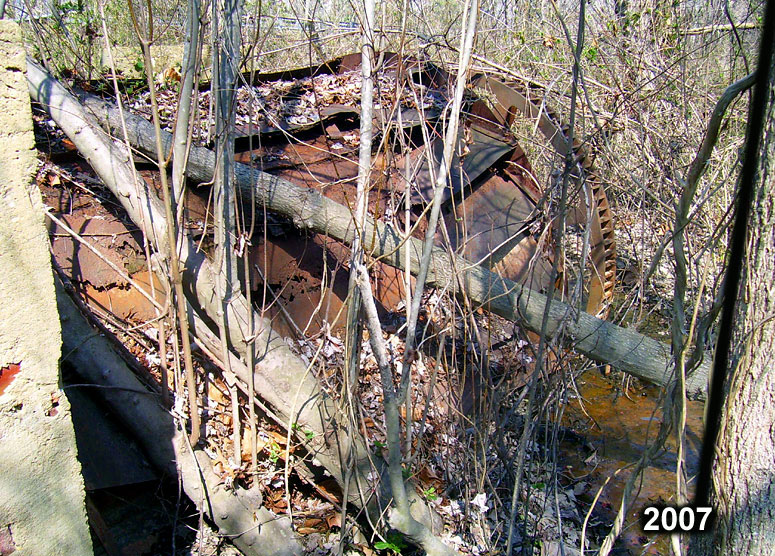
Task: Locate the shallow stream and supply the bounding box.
[562,370,705,553]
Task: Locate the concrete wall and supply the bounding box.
[0,20,92,556]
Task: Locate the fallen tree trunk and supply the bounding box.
[56,276,302,556]
[27,58,447,551]
[78,90,709,397]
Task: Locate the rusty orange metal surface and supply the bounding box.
[225,54,615,327]
[60,53,615,334]
[469,73,617,316]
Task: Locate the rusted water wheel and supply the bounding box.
[215,54,615,333]
[467,74,617,317]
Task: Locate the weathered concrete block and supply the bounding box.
[0,20,92,556]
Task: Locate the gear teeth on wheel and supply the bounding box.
[470,73,617,318]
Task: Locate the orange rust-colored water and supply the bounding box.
[562,370,705,552]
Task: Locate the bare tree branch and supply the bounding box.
[78,90,711,396]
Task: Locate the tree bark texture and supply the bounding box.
[689,60,775,556]
[77,92,710,396]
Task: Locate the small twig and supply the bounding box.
[227,376,241,467]
[681,21,760,36]
[580,467,626,556]
[128,0,202,445]
[253,264,305,339]
[97,0,169,405]
[506,0,585,550]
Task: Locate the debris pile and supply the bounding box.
[129,61,448,143]
[32,52,620,555]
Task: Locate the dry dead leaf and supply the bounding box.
[325,512,342,529]
[312,478,342,505]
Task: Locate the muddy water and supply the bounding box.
[562,370,705,552]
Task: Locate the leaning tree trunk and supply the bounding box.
[26,57,447,549]
[689,46,775,556]
[73,91,711,396]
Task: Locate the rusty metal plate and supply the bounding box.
[494,235,553,291]
[469,73,617,315]
[249,234,406,336]
[406,127,516,205]
[219,54,614,318]
[48,213,143,289]
[444,172,551,290]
